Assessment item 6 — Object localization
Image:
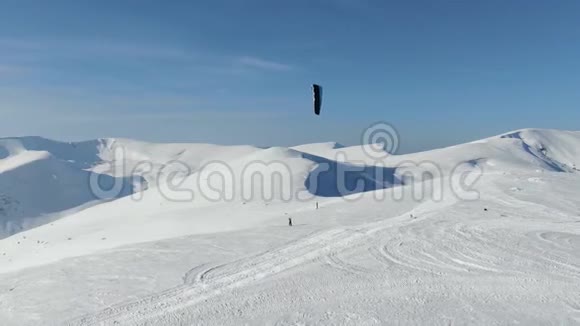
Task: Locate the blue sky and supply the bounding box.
[1,0,580,153]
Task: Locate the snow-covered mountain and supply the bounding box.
[0,138,138,238]
[1,129,580,325]
[1,128,579,255]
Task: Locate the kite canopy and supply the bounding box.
[312,84,322,115]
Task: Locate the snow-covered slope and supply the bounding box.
[1,129,580,325]
[1,128,579,263]
[0,137,261,238]
[499,128,580,172]
[0,139,137,238]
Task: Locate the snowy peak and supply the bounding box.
[0,136,106,170]
[0,148,136,238]
[1,129,580,241]
[498,129,580,172]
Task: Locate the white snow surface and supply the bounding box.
[0,128,580,325]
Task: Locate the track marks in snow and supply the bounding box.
[194,263,229,284]
[535,231,580,251]
[525,231,580,278]
[368,243,436,275]
[563,298,580,323]
[68,225,385,325]
[369,241,476,275]
[322,252,371,276]
[69,209,427,325]
[181,264,202,285]
[367,223,520,275]
[182,264,209,285]
[67,192,580,325]
[452,226,580,280]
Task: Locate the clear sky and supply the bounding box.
[1,0,579,153]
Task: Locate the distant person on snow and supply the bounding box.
[288,218,293,227]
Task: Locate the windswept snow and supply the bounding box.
[0,129,580,325]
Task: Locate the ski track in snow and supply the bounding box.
[367,230,498,276]
[67,212,420,326]
[181,264,208,285]
[66,192,580,325]
[322,252,371,276]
